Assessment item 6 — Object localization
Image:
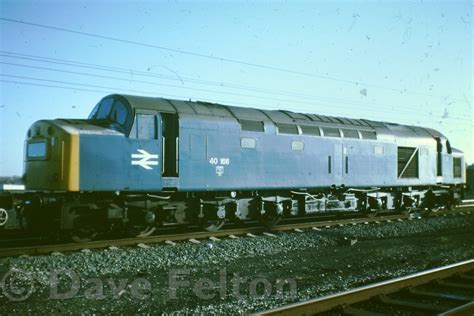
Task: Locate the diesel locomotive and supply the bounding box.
[0,94,467,240]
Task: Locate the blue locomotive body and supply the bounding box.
[57,94,464,192]
[10,94,466,234]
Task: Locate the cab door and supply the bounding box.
[127,110,162,191]
[161,113,179,178]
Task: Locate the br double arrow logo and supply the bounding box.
[131,149,159,170]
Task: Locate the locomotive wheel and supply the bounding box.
[401,206,413,215]
[0,208,9,227]
[132,226,156,238]
[364,209,378,218]
[18,206,32,231]
[71,226,98,243]
[199,218,226,232]
[428,206,441,213]
[126,208,159,237]
[259,214,282,229]
[444,200,453,211]
[197,203,227,232]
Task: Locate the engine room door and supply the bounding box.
[333,143,343,185]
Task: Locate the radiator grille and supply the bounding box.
[398,147,419,178]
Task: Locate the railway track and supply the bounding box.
[257,259,474,316]
[0,204,472,258]
[0,213,415,257]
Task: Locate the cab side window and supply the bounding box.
[130,114,157,139]
[110,100,129,125]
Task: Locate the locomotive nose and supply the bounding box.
[24,120,79,191]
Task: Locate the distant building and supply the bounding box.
[0,176,22,185]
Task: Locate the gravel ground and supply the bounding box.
[0,213,473,314]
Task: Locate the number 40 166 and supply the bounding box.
[209,157,230,165]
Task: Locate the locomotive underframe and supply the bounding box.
[0,184,464,239]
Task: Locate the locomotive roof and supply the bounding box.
[115,94,380,128]
[111,94,447,139]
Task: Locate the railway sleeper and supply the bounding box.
[378,294,452,312]
[407,287,474,302]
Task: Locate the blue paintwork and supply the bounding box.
[177,115,427,191]
[176,115,465,191]
[79,134,163,191]
[69,95,465,192]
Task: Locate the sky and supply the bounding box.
[0,0,472,177]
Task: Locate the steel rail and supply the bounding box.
[0,213,412,257]
[0,206,472,258]
[256,259,474,316]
